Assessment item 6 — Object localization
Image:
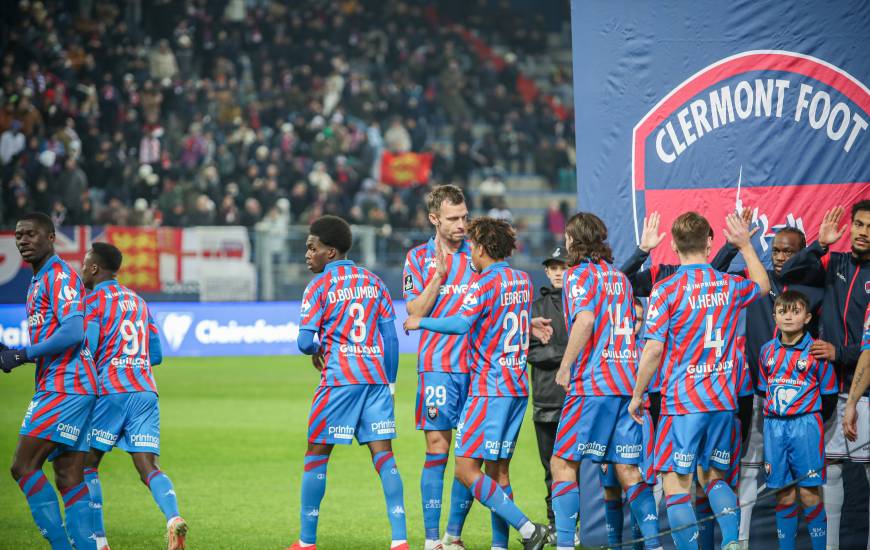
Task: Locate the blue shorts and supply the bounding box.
[654,412,736,475]
[454,396,527,460]
[308,384,396,445]
[89,392,161,454]
[415,371,470,431]
[20,391,96,458]
[554,395,643,464]
[763,413,826,489]
[598,407,657,488]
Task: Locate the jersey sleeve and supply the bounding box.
[300,278,325,332]
[730,274,760,309]
[565,267,595,323]
[644,283,671,343]
[862,305,870,352]
[377,278,396,321]
[51,272,86,321]
[817,358,838,395]
[402,249,426,300]
[756,344,770,393]
[459,278,488,325]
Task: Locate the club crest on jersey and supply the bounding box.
[427,405,438,420]
[796,359,808,372]
[764,462,772,475]
[865,281,870,294]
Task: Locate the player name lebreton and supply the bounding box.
[327,285,379,303]
[687,292,728,309]
[502,289,530,305]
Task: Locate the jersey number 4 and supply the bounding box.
[704,315,725,358]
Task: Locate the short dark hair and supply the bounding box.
[774,289,810,313]
[310,215,353,254]
[466,217,516,260]
[671,212,713,255]
[774,226,806,249]
[852,199,870,219]
[426,185,465,214]
[565,212,613,264]
[17,212,55,235]
[91,242,123,272]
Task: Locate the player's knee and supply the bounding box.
[549,455,575,481]
[798,486,821,507]
[614,463,642,488]
[52,465,81,491]
[776,487,796,507]
[10,462,29,482]
[603,486,622,501]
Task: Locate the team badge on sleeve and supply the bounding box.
[404,275,413,292]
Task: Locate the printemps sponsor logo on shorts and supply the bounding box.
[370,419,395,435]
[328,425,355,440]
[129,433,160,449]
[56,423,81,442]
[91,428,118,446]
[616,443,643,459]
[674,451,695,468]
[578,441,607,457]
[711,448,731,465]
[485,440,514,455]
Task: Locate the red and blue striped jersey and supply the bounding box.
[758,333,837,417]
[85,280,159,394]
[26,255,97,395]
[563,260,637,396]
[645,264,759,415]
[862,304,870,352]
[458,262,532,397]
[403,238,473,374]
[300,260,395,387]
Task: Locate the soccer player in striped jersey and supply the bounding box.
[4,213,98,549]
[403,186,475,550]
[287,216,407,550]
[404,217,550,550]
[628,212,771,550]
[842,304,870,441]
[549,213,662,550]
[79,243,186,550]
[757,290,837,550]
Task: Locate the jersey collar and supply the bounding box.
[427,237,471,255]
[93,279,119,292]
[776,331,811,351]
[481,261,509,274]
[324,259,355,271]
[677,263,710,272]
[33,254,61,281]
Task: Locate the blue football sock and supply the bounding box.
[300,453,329,545]
[774,502,798,550]
[17,471,71,549]
[145,470,180,521]
[372,451,407,541]
[552,481,580,548]
[421,452,448,540]
[62,482,96,550]
[694,495,714,550]
[665,493,699,550]
[804,503,826,550]
[491,484,513,548]
[471,475,529,531]
[84,467,105,538]
[604,497,624,547]
[626,482,662,549]
[446,477,473,537]
[704,479,739,546]
[632,516,644,550]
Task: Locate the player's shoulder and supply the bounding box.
[405,242,430,265]
[650,269,682,298]
[303,271,331,294]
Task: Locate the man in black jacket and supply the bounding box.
[528,246,570,534]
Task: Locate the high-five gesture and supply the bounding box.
[434,237,449,280]
[639,211,666,252]
[818,206,848,247]
[723,212,751,250]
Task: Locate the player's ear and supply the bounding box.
[804,311,812,325]
[670,240,678,253]
[428,212,438,227]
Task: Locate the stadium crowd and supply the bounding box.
[0,0,575,233]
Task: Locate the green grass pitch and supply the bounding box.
[0,355,561,549]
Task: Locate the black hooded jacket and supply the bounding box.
[528,285,569,422]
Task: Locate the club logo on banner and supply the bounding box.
[632,50,869,262]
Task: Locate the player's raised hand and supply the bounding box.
[723,212,751,250]
[809,340,836,361]
[403,315,422,334]
[531,316,553,344]
[434,238,449,280]
[311,351,325,372]
[639,212,666,252]
[628,395,644,425]
[818,206,847,247]
[0,348,25,373]
[843,402,859,442]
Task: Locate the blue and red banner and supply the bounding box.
[573,0,870,264]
